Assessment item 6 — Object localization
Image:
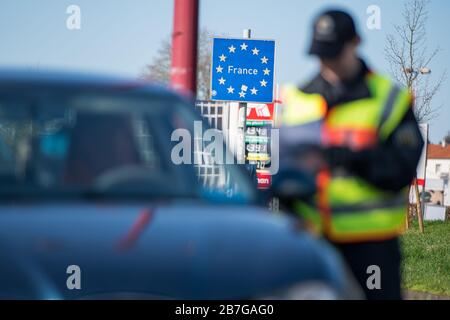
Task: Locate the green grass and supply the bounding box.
[401,220,450,296]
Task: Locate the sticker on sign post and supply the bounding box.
[210,37,275,103]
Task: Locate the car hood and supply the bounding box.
[0,202,347,299]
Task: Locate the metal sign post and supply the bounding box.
[240,29,251,165]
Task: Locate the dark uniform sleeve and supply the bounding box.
[352,107,424,192]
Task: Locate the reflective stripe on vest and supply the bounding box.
[281,73,412,243]
[323,176,408,243]
[281,84,327,126]
[322,74,411,150]
[293,197,406,242]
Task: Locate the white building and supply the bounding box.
[425,141,450,207]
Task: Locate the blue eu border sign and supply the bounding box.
[210,37,275,103]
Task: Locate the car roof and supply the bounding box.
[0,68,184,101]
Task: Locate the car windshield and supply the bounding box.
[0,84,256,202]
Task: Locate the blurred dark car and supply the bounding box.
[0,69,360,299]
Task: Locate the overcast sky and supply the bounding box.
[0,0,448,141]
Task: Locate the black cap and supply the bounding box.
[308,9,359,58]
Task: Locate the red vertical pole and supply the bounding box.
[170,0,199,98]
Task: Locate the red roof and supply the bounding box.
[427,144,450,159]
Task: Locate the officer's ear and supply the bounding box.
[351,35,361,47]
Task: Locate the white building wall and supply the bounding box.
[445,179,450,206]
[425,158,450,206]
[426,159,450,180]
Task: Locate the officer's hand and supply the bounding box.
[324,146,356,169]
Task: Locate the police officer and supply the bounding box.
[279,9,424,299]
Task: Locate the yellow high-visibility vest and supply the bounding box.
[281,73,412,243]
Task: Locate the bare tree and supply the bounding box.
[385,0,446,122]
[444,132,450,145]
[142,29,213,100]
[142,38,172,86]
